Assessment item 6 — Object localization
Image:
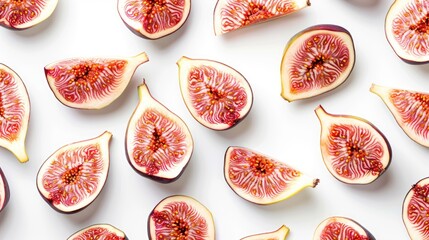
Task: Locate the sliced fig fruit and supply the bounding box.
[0,167,10,213]
[370,83,429,148]
[241,225,290,240]
[313,216,375,240]
[36,131,112,213]
[148,195,215,240]
[0,0,58,30]
[315,105,391,185]
[224,146,319,205]
[177,56,253,130]
[125,80,193,183]
[44,52,149,110]
[67,224,127,240]
[213,0,311,35]
[117,0,191,39]
[280,25,355,102]
[0,64,30,163]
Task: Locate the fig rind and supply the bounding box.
[241,225,290,240]
[67,224,128,240]
[0,167,10,213]
[313,216,375,240]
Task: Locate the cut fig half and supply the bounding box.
[117,0,191,39]
[281,25,355,102]
[44,52,149,110]
[0,64,30,163]
[0,0,58,30]
[67,224,127,240]
[213,0,311,35]
[370,83,429,148]
[0,167,10,213]
[125,80,193,183]
[148,195,215,240]
[224,146,319,205]
[403,177,429,240]
[241,225,290,240]
[36,131,112,213]
[315,105,391,185]
[313,216,375,240]
[177,56,253,130]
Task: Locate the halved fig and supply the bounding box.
[315,105,391,185]
[370,83,429,148]
[241,225,290,240]
[213,0,311,35]
[117,0,191,39]
[44,52,149,110]
[313,216,375,240]
[0,167,10,213]
[0,0,58,30]
[36,131,112,213]
[67,224,127,240]
[224,146,319,205]
[125,80,193,183]
[177,56,253,130]
[148,195,215,240]
[280,25,355,102]
[0,64,30,163]
[402,177,429,239]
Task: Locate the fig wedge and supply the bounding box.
[45,52,149,110]
[177,56,253,130]
[315,105,391,185]
[224,146,319,205]
[313,216,375,240]
[36,131,112,213]
[67,224,127,240]
[241,225,290,240]
[403,177,429,240]
[0,167,9,213]
[125,80,193,183]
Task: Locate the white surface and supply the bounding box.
[0,0,426,239]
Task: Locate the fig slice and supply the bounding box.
[224,146,319,205]
[0,64,30,163]
[315,105,391,185]
[125,80,193,183]
[36,131,112,214]
[313,216,375,240]
[370,83,429,148]
[241,225,290,240]
[177,56,253,130]
[67,224,128,240]
[213,0,311,35]
[148,195,215,240]
[117,0,191,40]
[0,0,58,30]
[280,24,355,102]
[0,167,10,213]
[44,52,149,110]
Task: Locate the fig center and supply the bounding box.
[172,218,190,238]
[61,165,82,185]
[207,85,223,101]
[71,63,101,86]
[409,14,429,34]
[149,128,167,152]
[243,3,272,25]
[249,155,275,177]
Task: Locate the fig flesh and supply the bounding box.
[0,0,58,30]
[44,52,149,110]
[177,56,253,130]
[281,25,355,102]
[313,216,375,240]
[36,131,112,213]
[241,225,290,240]
[0,167,9,213]
[67,224,127,240]
[315,105,391,185]
[117,0,191,39]
[213,0,310,35]
[224,146,319,205]
[125,81,193,183]
[0,64,30,163]
[148,195,215,240]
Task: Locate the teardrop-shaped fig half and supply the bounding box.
[36,131,112,213]
[370,83,429,148]
[125,80,193,183]
[213,0,310,35]
[0,0,58,30]
[0,167,10,213]
[177,56,253,130]
[0,64,30,163]
[67,224,128,240]
[44,52,149,110]
[225,146,319,205]
[315,105,391,185]
[241,225,290,240]
[280,25,355,102]
[117,0,191,39]
[148,195,215,240]
[313,216,375,240]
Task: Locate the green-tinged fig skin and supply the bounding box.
[67,224,128,240]
[314,216,376,240]
[240,225,289,240]
[0,168,10,213]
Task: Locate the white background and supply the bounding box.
[0,0,428,239]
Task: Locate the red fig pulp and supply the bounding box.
[67,224,127,240]
[0,0,58,29]
[313,216,375,240]
[403,177,429,240]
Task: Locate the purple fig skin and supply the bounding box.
[0,168,10,213]
[67,224,128,240]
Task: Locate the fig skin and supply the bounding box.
[240,225,290,240]
[313,216,376,240]
[0,167,10,213]
[67,224,128,240]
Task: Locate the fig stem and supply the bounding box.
[12,145,28,163]
[130,52,149,66]
[314,105,328,120]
